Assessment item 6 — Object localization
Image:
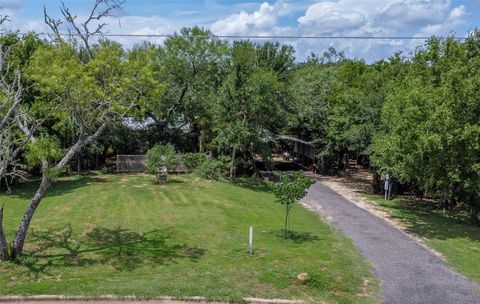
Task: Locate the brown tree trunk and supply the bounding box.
[11,175,52,259]
[0,204,10,261]
[471,205,479,225]
[199,132,203,153]
[10,121,108,259]
[284,204,290,239]
[230,147,236,179]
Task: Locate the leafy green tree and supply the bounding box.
[323,60,384,170]
[214,41,293,177]
[138,27,229,151]
[0,0,152,261]
[371,34,480,223]
[289,56,384,173]
[268,172,315,239]
[146,144,180,175]
[0,32,45,260]
[288,60,337,171]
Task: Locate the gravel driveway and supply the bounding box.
[302,182,480,304]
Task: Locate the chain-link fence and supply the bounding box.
[116,155,147,172]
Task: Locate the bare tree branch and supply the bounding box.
[44,0,125,58]
[0,7,9,27]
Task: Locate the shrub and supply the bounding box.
[100,166,115,174]
[194,156,230,180]
[184,152,207,171]
[145,144,180,174]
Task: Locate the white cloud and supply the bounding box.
[213,0,470,61]
[1,0,474,62]
[448,5,467,22]
[211,1,290,36]
[377,0,450,29]
[298,2,368,35]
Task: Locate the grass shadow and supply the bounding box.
[232,178,270,193]
[18,224,205,279]
[364,194,480,243]
[1,176,108,200]
[269,230,320,244]
[146,176,187,186]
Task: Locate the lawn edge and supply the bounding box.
[0,295,302,304]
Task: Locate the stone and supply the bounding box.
[296,272,310,282]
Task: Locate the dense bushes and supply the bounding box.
[145,144,180,174]
[193,156,230,180]
[184,152,207,171]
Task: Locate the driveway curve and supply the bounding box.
[302,182,480,304]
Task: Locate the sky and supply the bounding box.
[1,0,479,62]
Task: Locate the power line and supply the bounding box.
[17,32,468,40]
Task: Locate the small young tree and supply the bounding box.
[146,144,180,182]
[268,172,314,239]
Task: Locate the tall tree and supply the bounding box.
[138,27,229,151]
[371,34,480,223]
[0,29,44,260]
[214,41,293,177]
[0,0,148,261]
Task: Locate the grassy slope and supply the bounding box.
[0,174,378,303]
[363,194,480,283]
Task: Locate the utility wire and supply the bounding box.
[17,32,467,40]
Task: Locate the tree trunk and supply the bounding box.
[9,121,108,259]
[471,205,480,225]
[77,155,81,176]
[199,132,203,153]
[230,147,236,179]
[11,175,52,259]
[0,204,10,261]
[284,204,291,239]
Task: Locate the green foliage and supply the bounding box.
[268,172,315,237]
[100,166,115,174]
[145,144,180,174]
[25,136,63,167]
[214,40,294,176]
[183,152,207,171]
[289,56,384,173]
[370,33,480,222]
[193,156,230,180]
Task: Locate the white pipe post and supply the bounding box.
[249,226,253,255]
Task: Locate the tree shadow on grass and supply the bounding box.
[147,178,187,186]
[381,200,480,242]
[18,224,205,279]
[359,193,480,243]
[1,176,108,200]
[231,178,270,193]
[269,230,320,244]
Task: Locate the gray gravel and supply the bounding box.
[302,182,480,304]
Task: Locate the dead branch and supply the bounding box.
[44,0,125,58]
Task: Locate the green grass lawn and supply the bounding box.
[0,174,378,303]
[362,193,480,283]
